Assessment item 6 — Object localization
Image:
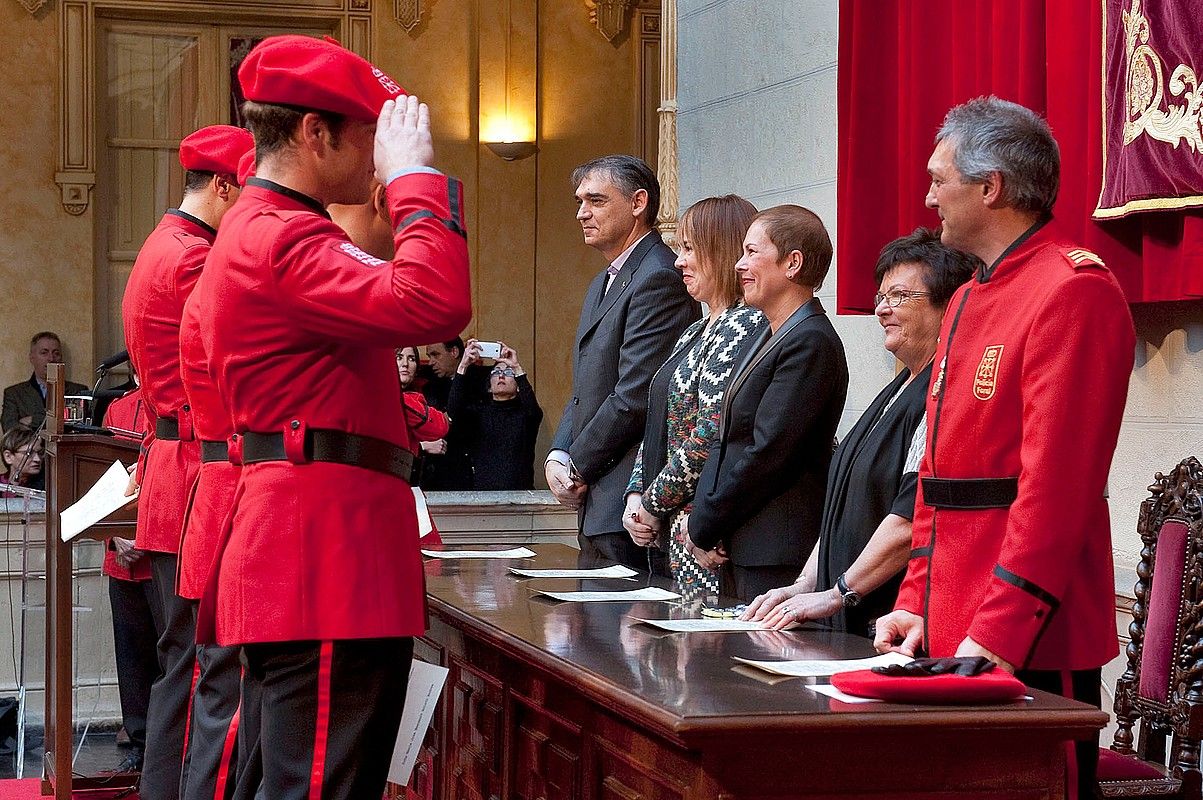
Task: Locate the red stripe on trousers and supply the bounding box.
[212,705,240,800]
[1061,670,1079,800]
[309,642,334,800]
[183,656,201,757]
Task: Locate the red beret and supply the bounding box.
[238,35,406,123]
[237,149,257,187]
[830,668,1027,704]
[179,125,255,174]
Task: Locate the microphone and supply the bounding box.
[96,349,129,373]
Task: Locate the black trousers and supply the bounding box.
[1018,667,1102,800]
[108,574,164,753]
[230,658,263,800]
[234,638,413,800]
[722,563,802,603]
[180,610,243,800]
[141,552,198,800]
[578,530,668,576]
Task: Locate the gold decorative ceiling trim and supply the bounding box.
[394,0,424,33]
[585,0,634,43]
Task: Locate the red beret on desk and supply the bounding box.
[831,668,1028,704]
[237,34,406,122]
[178,125,255,174]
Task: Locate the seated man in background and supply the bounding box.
[449,340,543,490]
[2,331,90,431]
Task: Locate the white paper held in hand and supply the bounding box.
[387,660,449,786]
[60,460,138,542]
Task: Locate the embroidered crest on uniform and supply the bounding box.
[972,345,1004,400]
[335,241,387,267]
[932,357,946,399]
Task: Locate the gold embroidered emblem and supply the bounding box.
[972,345,1004,401]
[932,357,946,399]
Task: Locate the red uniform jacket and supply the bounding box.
[177,289,238,600]
[894,223,1135,671]
[101,389,152,582]
[197,174,470,645]
[122,210,207,554]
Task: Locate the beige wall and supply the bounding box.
[0,2,655,477]
[0,3,95,393]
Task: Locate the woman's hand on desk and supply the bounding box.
[873,609,924,657]
[741,583,841,629]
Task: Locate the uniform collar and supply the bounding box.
[245,177,331,219]
[977,214,1052,283]
[164,208,217,240]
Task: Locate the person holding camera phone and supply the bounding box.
[448,339,543,490]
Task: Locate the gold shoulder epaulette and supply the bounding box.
[1064,247,1105,269]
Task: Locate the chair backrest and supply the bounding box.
[1113,456,1203,776]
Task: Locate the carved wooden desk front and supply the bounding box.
[392,544,1106,800]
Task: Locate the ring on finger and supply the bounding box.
[780,605,792,616]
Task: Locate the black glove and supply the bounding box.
[871,656,996,677]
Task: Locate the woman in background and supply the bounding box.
[624,195,766,597]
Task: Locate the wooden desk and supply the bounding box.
[397,544,1107,800]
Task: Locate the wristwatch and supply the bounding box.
[836,573,861,608]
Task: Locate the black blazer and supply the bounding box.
[2,374,89,432]
[689,298,848,568]
[551,230,699,536]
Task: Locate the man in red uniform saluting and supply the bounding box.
[874,97,1135,799]
[122,123,253,800]
[194,35,470,799]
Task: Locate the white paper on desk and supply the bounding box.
[60,460,138,542]
[510,565,638,579]
[387,659,449,787]
[732,651,912,678]
[412,488,434,538]
[806,683,882,704]
[634,618,769,633]
[421,547,536,559]
[537,587,681,602]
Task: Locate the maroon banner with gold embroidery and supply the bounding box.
[1096,0,1203,218]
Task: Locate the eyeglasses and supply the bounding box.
[491,367,517,378]
[874,289,931,308]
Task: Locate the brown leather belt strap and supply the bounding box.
[240,428,414,483]
[200,440,229,463]
[921,477,1018,510]
[154,417,180,440]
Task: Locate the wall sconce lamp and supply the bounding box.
[480,0,537,162]
[485,140,538,161]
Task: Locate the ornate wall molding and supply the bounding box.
[18,0,49,13]
[585,0,633,42]
[655,0,678,244]
[394,0,424,33]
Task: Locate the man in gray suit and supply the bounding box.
[2,331,89,431]
[546,155,698,571]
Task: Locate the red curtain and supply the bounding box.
[836,0,1203,313]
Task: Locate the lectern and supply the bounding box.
[40,364,140,798]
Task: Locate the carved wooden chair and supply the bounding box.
[1099,456,1203,799]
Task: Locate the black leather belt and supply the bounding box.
[240,428,414,483]
[200,440,229,463]
[922,477,1018,510]
[155,417,180,440]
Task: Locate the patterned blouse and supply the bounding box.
[627,302,766,518]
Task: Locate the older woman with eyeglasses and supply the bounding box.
[741,228,978,635]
